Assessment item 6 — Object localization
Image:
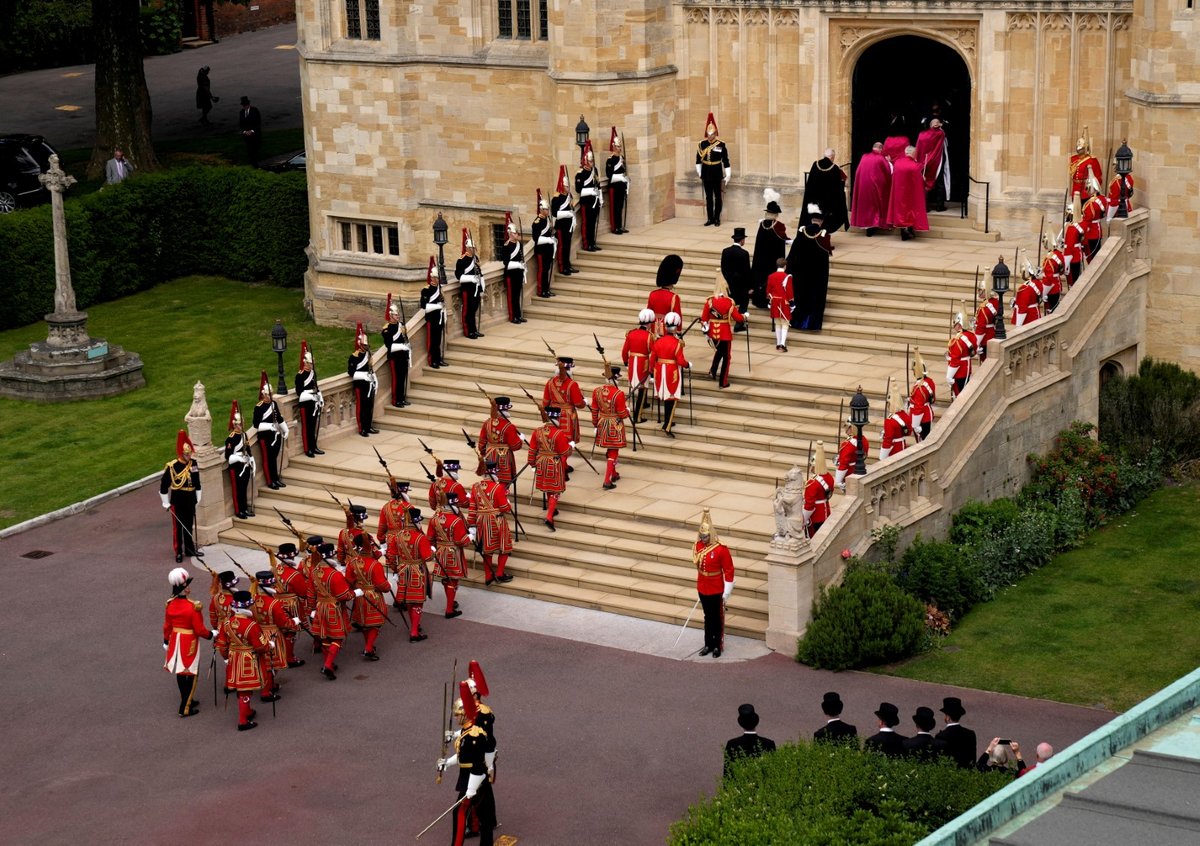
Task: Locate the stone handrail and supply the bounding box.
[765,209,1150,652]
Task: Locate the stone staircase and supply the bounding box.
[223,215,1009,641]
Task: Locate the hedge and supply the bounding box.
[796,569,926,671]
[670,741,1011,846]
[0,167,309,330]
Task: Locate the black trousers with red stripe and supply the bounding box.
[298,399,319,453]
[451,782,495,846]
[504,268,524,321]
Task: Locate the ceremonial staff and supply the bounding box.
[474,382,530,482]
[372,446,398,495]
[188,553,223,706]
[168,506,205,560]
[237,530,321,648]
[593,331,642,451]
[802,440,814,539]
[435,658,458,785]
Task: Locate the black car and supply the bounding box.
[257,148,306,173]
[0,134,58,213]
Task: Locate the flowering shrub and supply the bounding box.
[1023,421,1123,527]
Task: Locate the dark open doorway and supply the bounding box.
[851,35,971,205]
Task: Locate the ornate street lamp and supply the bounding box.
[433,212,449,285]
[575,115,590,157]
[271,319,288,395]
[849,386,870,476]
[1114,141,1133,219]
[991,257,1010,341]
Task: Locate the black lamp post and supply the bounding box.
[271,319,288,395]
[1115,141,1133,219]
[432,212,449,285]
[575,115,590,159]
[849,386,870,476]
[991,257,1010,341]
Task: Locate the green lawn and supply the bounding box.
[880,482,1200,712]
[0,276,353,529]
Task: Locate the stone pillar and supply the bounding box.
[765,536,813,653]
[185,381,233,545]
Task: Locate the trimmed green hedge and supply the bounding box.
[0,167,308,330]
[796,569,926,671]
[670,741,1011,845]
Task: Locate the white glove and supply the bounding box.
[485,751,496,771]
[195,490,202,503]
[568,441,576,450]
[468,528,477,542]
[584,397,592,409]
[722,580,734,600]
[444,730,455,743]
[724,167,731,184]
[443,752,459,768]
[210,629,219,638]
[466,773,486,798]
[695,164,702,178]
[436,758,446,772]
[162,642,168,651]
[519,432,529,443]
[310,610,317,619]
[354,588,364,597]
[292,617,300,626]
[701,322,710,334]
[280,421,289,439]
[160,494,169,509]
[269,640,276,649]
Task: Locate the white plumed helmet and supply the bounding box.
[638,308,655,324]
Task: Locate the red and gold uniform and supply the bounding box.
[308,545,356,678]
[880,410,912,460]
[250,575,291,702]
[1081,190,1108,260]
[544,361,586,443]
[1040,248,1067,312]
[337,504,370,567]
[428,497,471,617]
[946,326,979,398]
[693,509,735,657]
[1107,173,1134,212]
[429,472,469,512]
[834,429,869,489]
[215,591,270,731]
[208,570,237,631]
[528,410,571,530]
[701,288,745,388]
[377,485,413,548]
[469,469,514,584]
[163,567,213,718]
[1064,221,1087,285]
[623,311,655,424]
[648,318,690,436]
[387,518,434,642]
[766,267,794,351]
[909,376,937,442]
[973,292,1000,360]
[646,288,682,338]
[345,538,391,659]
[271,544,309,667]
[591,377,629,490]
[1011,279,1044,327]
[1069,147,1101,198]
[479,400,523,485]
[803,474,834,534]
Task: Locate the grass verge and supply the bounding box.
[879,481,1200,712]
[0,276,352,529]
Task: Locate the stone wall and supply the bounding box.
[765,210,1151,653]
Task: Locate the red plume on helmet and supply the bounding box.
[355,322,367,351]
[462,227,474,255]
[504,211,515,235]
[426,256,438,283]
[385,292,395,322]
[467,659,489,697]
[556,164,569,195]
[175,429,195,462]
[258,369,271,399]
[299,339,311,370]
[705,112,718,137]
[609,126,619,152]
[228,400,242,432]
[459,680,478,723]
[580,139,594,168]
[537,187,547,211]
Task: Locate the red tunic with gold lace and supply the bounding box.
[388,528,432,603]
[590,384,629,449]
[544,375,585,442]
[469,480,513,554]
[428,508,471,580]
[163,597,211,675]
[528,422,570,493]
[345,555,390,628]
[216,614,269,692]
[309,563,354,640]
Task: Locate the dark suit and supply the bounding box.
[813,719,858,744]
[934,723,978,769]
[865,730,908,758]
[720,243,753,314]
[724,732,776,777]
[238,105,262,164]
[902,732,937,759]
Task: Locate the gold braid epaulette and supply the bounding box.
[693,541,720,568]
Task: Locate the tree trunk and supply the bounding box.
[88,0,158,179]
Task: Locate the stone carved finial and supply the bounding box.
[39,154,79,318]
[38,154,77,194]
[771,464,810,545]
[185,381,213,449]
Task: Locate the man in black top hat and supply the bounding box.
[720,227,754,321]
[903,706,938,758]
[238,95,262,164]
[813,691,858,744]
[865,702,908,757]
[724,703,776,777]
[934,696,977,768]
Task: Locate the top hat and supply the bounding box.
[821,691,845,716]
[875,702,900,727]
[731,227,747,241]
[912,706,936,731]
[940,696,966,720]
[736,703,760,731]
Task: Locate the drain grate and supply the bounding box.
[21,550,54,559]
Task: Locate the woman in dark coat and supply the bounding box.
[196,66,218,125]
[787,205,834,331]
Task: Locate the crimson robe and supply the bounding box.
[850,150,892,229]
[881,135,910,165]
[887,156,929,231]
[915,127,947,193]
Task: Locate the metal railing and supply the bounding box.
[964,174,990,233]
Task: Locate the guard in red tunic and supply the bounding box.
[1064,213,1087,286]
[469,459,515,585]
[479,396,525,487]
[208,569,238,631]
[163,567,214,718]
[834,422,869,491]
[803,442,835,536]
[251,570,291,703]
[528,405,571,531]
[309,541,362,680]
[648,312,690,437]
[1040,235,1068,313]
[766,258,794,351]
[973,283,1000,362]
[701,275,746,389]
[430,459,470,511]
[693,509,735,658]
[1107,169,1135,214]
[1080,176,1108,262]
[622,309,655,424]
[1011,273,1045,327]
[544,356,586,450]
[591,363,630,490]
[160,430,202,562]
[946,310,980,398]
[428,492,471,618]
[879,381,912,460]
[1068,135,1102,201]
[215,590,271,731]
[345,533,392,660]
[337,503,370,567]
[647,254,684,337]
[252,370,288,489]
[388,508,434,643]
[377,480,413,547]
[224,401,254,520]
[908,348,937,441]
[271,543,309,668]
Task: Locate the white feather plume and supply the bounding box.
[763,188,781,204]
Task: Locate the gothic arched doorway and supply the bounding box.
[851,35,971,205]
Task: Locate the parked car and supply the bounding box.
[257,149,306,173]
[0,134,58,213]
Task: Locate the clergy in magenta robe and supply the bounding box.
[915,123,948,193]
[881,135,910,165]
[850,143,892,231]
[887,148,929,234]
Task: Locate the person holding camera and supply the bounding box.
[977,737,1026,777]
